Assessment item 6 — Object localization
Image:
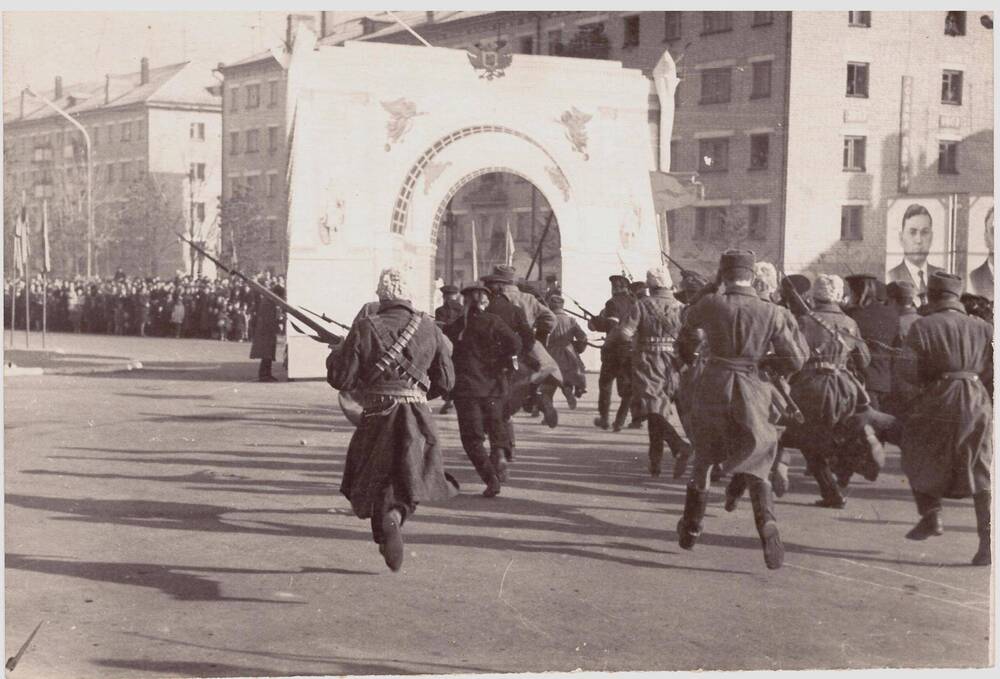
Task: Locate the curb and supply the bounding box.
[4,360,143,377]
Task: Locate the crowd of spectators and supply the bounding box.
[4,269,286,342]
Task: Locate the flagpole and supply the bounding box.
[471,218,478,281]
[41,272,47,350]
[9,276,16,351]
[41,199,49,350]
[24,247,30,349]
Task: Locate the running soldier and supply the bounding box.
[326,268,457,572]
[444,284,523,497]
[435,283,464,414]
[897,272,993,566]
[589,274,637,431]
[543,294,588,409]
[618,266,691,478]
[676,250,809,569]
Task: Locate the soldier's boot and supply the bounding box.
[771,447,789,498]
[749,478,784,570]
[471,454,501,498]
[538,390,559,429]
[857,425,885,482]
[490,448,510,483]
[562,386,578,410]
[846,407,902,447]
[663,422,693,480]
[905,510,944,540]
[725,473,748,512]
[612,399,630,432]
[594,389,612,430]
[677,484,709,550]
[812,460,846,509]
[973,491,991,566]
[647,416,664,478]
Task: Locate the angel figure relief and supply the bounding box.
[558,107,592,160]
[381,98,426,152]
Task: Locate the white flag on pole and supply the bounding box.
[471,218,478,281]
[13,190,28,277]
[505,220,515,266]
[42,199,51,274]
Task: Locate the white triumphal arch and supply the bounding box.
[283,29,677,377]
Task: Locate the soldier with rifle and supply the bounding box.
[676,250,809,570]
[327,268,458,572]
[589,274,637,431]
[435,283,464,414]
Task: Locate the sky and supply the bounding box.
[2,11,296,102]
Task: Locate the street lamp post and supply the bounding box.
[23,87,94,277]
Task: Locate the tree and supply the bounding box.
[110,174,185,277]
[220,184,267,272]
[563,23,611,60]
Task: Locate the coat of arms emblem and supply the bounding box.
[466,41,512,81]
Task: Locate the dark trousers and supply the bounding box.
[455,397,506,478]
[597,352,631,420]
[258,358,273,378]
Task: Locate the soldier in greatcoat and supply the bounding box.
[434,283,464,414]
[897,272,993,566]
[676,250,808,570]
[780,275,884,509]
[543,294,588,408]
[250,284,283,382]
[590,275,637,431]
[444,284,522,495]
[618,266,692,478]
[326,268,458,572]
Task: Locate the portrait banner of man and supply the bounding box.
[885,199,949,304]
[965,198,994,300]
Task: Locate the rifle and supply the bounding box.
[566,295,596,319]
[301,305,351,332]
[178,234,343,346]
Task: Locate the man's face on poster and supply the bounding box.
[900,213,933,266]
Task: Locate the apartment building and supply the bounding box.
[3,58,222,278]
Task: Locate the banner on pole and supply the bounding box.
[42,199,51,274]
[505,220,515,267]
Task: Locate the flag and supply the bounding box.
[471,218,478,281]
[13,190,28,276]
[41,199,51,274]
[505,220,515,266]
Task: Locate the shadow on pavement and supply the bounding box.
[93,660,283,677]
[5,554,371,602]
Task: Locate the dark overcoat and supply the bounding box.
[618,288,683,419]
[328,300,457,519]
[899,299,993,498]
[249,295,279,360]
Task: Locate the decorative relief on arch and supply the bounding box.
[390,125,566,235]
[557,107,592,160]
[381,98,426,152]
[545,165,570,202]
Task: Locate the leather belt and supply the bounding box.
[939,371,979,382]
[708,357,758,373]
[803,360,845,374]
[639,337,675,352]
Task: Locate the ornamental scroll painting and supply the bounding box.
[381,98,426,152]
[558,107,592,160]
[545,165,571,203]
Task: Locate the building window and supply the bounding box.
[190,122,205,140]
[107,124,115,144]
[245,129,259,153]
[942,70,963,105]
[846,62,869,98]
[120,162,129,181]
[669,140,680,172]
[749,134,769,170]
[229,131,239,154]
[751,11,774,26]
[194,202,206,222]
[547,29,564,55]
[230,86,239,111]
[246,84,260,109]
[748,205,767,240]
[841,206,864,240]
[944,11,966,36]
[843,136,867,172]
[268,81,279,107]
[267,217,277,242]
[246,174,260,195]
[190,163,206,181]
[136,160,145,178]
[751,61,772,99]
[663,12,681,41]
[267,173,278,198]
[938,140,959,174]
[702,12,732,35]
[267,126,279,153]
[695,206,727,240]
[700,67,732,104]
[848,11,871,27]
[623,15,640,48]
[136,120,144,140]
[698,137,729,172]
[121,122,131,142]
[519,35,534,54]
[107,164,115,183]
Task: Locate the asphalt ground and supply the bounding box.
[3,332,994,678]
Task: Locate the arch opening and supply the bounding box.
[432,170,562,294]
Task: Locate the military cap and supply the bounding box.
[491,265,518,283]
[461,283,492,296]
[545,274,558,282]
[629,281,648,292]
[719,249,756,274]
[886,280,915,301]
[609,274,630,285]
[927,271,963,296]
[440,284,459,295]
